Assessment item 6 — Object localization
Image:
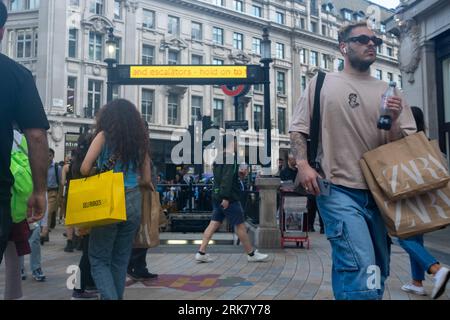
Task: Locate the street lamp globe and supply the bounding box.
[104,27,117,63]
[261,27,272,61]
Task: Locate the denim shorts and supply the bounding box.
[211,200,245,226]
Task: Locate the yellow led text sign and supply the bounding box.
[130,66,247,79]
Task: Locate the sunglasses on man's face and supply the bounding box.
[346,35,383,46]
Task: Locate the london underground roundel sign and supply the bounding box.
[221,84,250,97]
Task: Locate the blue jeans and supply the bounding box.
[397,235,438,281]
[316,184,391,300]
[20,225,41,272]
[89,188,141,300]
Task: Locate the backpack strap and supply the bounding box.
[307,70,326,170]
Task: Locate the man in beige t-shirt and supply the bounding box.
[289,22,416,300]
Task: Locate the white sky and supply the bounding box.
[369,0,400,9]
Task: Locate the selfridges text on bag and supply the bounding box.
[65,170,126,228]
[361,158,450,238]
[362,132,450,201]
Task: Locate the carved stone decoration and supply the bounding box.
[229,51,251,65]
[306,66,320,78]
[92,65,101,76]
[123,0,138,13]
[398,19,421,84]
[160,37,188,51]
[50,122,64,143]
[81,16,114,34]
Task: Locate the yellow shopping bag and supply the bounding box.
[65,170,127,228]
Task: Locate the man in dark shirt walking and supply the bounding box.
[0,1,49,263]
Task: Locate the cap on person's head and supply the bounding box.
[0,1,7,28]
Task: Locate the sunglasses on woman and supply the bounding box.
[346,35,383,46]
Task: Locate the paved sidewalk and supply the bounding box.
[1,225,449,300]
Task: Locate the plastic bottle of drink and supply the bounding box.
[377,81,397,130]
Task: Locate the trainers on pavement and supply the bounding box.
[32,268,46,282]
[247,250,269,262]
[71,290,98,300]
[195,252,213,263]
[401,283,427,296]
[128,270,158,280]
[432,267,450,299]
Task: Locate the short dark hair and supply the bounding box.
[338,21,370,44]
[0,1,7,28]
[49,148,55,156]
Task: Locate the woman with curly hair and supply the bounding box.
[81,99,151,300]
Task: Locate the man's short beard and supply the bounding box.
[349,57,374,72]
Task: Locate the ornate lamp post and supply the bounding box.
[260,27,273,170]
[104,27,117,103]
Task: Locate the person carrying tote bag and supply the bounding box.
[80,99,151,300]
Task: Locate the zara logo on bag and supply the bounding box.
[381,154,449,194]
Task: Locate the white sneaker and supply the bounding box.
[401,283,427,296]
[247,250,269,262]
[432,267,450,299]
[195,252,213,263]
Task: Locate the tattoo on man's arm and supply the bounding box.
[290,132,308,162]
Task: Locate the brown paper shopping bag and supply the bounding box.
[362,132,450,201]
[361,159,450,238]
[134,187,161,248]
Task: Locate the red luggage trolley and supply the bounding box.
[279,187,310,249]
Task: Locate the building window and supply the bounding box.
[344,11,352,21]
[114,0,122,19]
[191,22,202,40]
[67,77,76,114]
[278,107,286,134]
[233,0,243,12]
[9,0,23,11]
[277,71,286,95]
[300,49,306,64]
[68,28,78,58]
[301,76,306,92]
[142,44,154,65]
[310,51,318,66]
[90,0,104,15]
[253,104,263,130]
[213,0,224,6]
[168,50,179,65]
[300,18,305,29]
[168,94,180,125]
[192,54,203,65]
[322,24,327,36]
[213,58,224,65]
[88,32,103,61]
[16,29,33,59]
[252,5,262,17]
[143,9,155,29]
[377,45,382,54]
[29,0,39,9]
[87,79,102,118]
[276,11,285,24]
[387,72,393,82]
[252,38,261,55]
[310,21,317,33]
[376,69,382,80]
[168,16,180,36]
[398,75,403,89]
[34,32,38,57]
[191,96,203,124]
[115,38,121,63]
[380,23,386,33]
[213,99,224,127]
[387,47,393,57]
[213,27,224,45]
[338,58,344,71]
[69,0,79,6]
[276,43,285,59]
[321,53,328,69]
[233,32,243,50]
[254,84,263,92]
[141,89,154,123]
